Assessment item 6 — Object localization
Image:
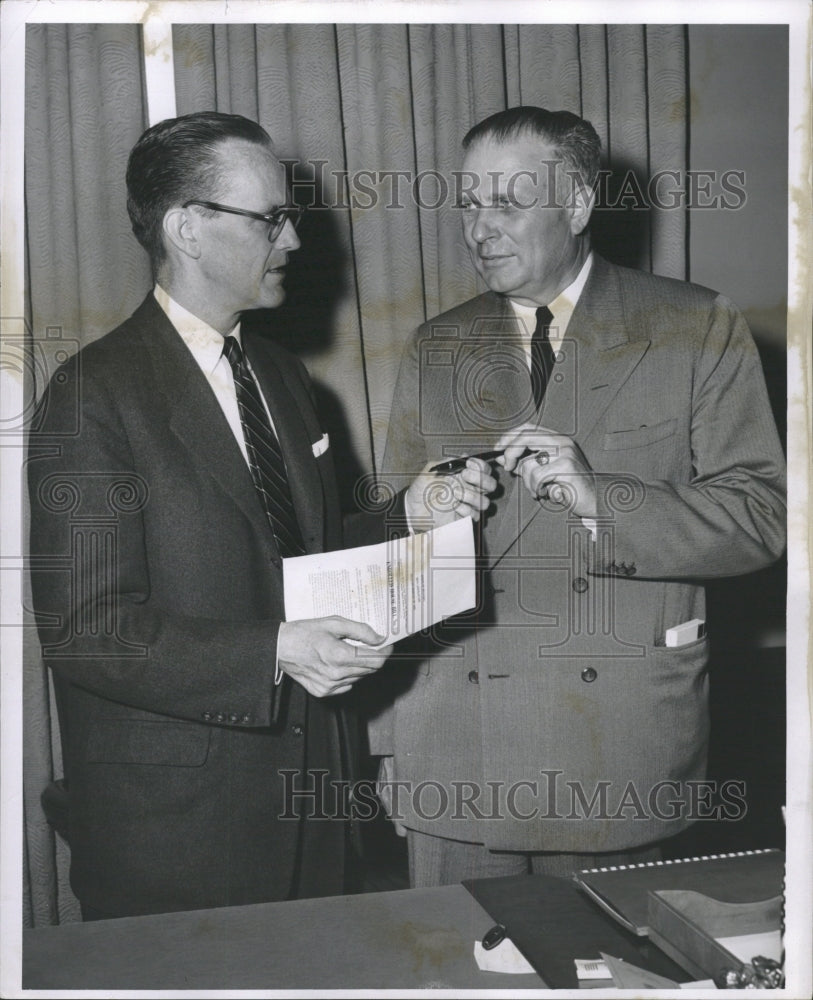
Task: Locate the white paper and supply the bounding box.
[575,957,610,980]
[473,939,536,974]
[283,518,476,644]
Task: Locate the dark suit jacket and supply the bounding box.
[28,293,347,915]
[369,254,786,852]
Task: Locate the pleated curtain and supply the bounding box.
[24,23,150,928]
[171,23,687,476]
[23,21,686,925]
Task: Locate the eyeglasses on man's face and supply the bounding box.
[183,200,304,243]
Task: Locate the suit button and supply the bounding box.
[291,723,304,736]
[241,714,251,724]
[581,667,598,683]
[229,713,239,724]
[626,564,636,576]
[215,712,225,723]
[468,670,479,684]
[572,577,589,593]
[202,711,212,721]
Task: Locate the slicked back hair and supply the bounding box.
[126,111,274,270]
[462,106,601,194]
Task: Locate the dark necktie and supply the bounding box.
[222,336,305,558]
[530,305,556,410]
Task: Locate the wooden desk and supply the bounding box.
[23,884,546,990]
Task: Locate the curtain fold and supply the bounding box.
[516,24,584,111]
[333,23,422,468]
[26,24,151,370]
[24,22,150,927]
[646,25,688,278]
[24,21,687,926]
[408,24,506,319]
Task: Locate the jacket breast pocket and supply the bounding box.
[602,418,677,451]
[85,719,211,767]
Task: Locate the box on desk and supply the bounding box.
[573,848,784,936]
[647,888,783,983]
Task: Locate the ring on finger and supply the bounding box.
[535,450,550,467]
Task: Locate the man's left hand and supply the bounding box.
[496,423,598,519]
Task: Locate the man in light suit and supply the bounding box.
[27,112,491,919]
[369,106,786,886]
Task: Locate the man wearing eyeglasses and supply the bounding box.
[28,112,485,919]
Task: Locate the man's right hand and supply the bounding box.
[277,616,393,697]
[405,456,497,531]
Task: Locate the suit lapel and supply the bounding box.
[135,296,283,566]
[558,255,651,444]
[465,296,534,562]
[464,295,538,431]
[244,333,325,555]
[487,256,651,564]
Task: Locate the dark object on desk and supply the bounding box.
[573,847,784,936]
[481,923,506,950]
[463,873,690,989]
[714,955,784,990]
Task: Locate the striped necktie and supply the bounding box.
[530,306,556,410]
[222,336,305,558]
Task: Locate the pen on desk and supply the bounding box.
[429,448,533,474]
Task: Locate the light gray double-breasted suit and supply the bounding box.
[368,254,785,853]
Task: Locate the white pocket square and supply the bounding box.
[311,433,330,457]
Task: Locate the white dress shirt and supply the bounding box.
[406,255,596,536]
[509,253,596,536]
[153,283,278,467]
[509,252,594,361]
[153,284,286,681]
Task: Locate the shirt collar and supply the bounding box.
[154,284,241,375]
[509,252,594,340]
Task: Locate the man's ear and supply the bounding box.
[568,180,596,237]
[163,207,202,260]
